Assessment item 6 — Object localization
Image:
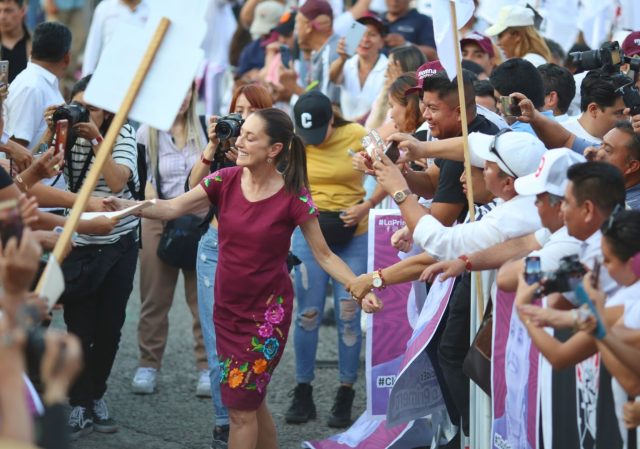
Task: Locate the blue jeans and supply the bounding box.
[196,226,229,426]
[292,229,367,385]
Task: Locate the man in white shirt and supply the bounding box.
[82,0,149,76]
[561,70,630,144]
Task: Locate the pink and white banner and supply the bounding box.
[492,290,540,449]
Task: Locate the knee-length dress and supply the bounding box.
[199,166,318,410]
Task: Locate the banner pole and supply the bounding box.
[36,17,171,294]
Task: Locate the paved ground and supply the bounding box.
[51,267,367,449]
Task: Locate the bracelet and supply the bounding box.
[458,255,472,271]
[201,153,212,166]
[90,135,104,146]
[377,268,386,289]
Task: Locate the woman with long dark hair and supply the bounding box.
[105,108,381,449]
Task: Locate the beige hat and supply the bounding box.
[250,1,286,39]
[485,5,535,37]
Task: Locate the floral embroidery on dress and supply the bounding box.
[298,192,317,215]
[218,293,285,393]
[203,174,223,188]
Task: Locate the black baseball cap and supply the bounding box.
[293,91,333,145]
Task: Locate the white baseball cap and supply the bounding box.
[468,130,547,178]
[250,1,286,39]
[514,148,586,197]
[485,5,535,37]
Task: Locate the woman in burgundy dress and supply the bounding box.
[106,108,381,449]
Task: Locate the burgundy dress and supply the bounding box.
[199,166,318,410]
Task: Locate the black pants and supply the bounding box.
[437,273,472,435]
[62,232,138,407]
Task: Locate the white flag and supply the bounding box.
[432,0,475,81]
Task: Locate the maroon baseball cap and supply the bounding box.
[460,32,494,58]
[622,31,640,57]
[357,12,388,37]
[404,60,445,96]
[299,0,333,21]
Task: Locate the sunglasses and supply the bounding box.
[489,128,517,178]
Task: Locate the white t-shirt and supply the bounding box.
[413,194,542,261]
[5,62,64,150]
[531,226,582,272]
[82,0,150,76]
[339,54,387,121]
[561,116,601,143]
[523,52,547,67]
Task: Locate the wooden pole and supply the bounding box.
[449,1,485,320]
[36,17,171,293]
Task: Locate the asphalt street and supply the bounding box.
[51,265,367,449]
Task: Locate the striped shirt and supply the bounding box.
[63,123,139,246]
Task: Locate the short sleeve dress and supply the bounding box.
[199,166,318,410]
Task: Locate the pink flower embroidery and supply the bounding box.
[258,322,274,338]
[265,303,285,325]
[255,372,271,394]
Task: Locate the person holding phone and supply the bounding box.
[58,74,140,440]
[103,107,381,449]
[329,14,388,122]
[187,83,272,449]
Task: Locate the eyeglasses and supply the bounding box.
[603,203,624,235]
[489,128,517,178]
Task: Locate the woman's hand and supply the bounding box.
[351,150,374,175]
[102,196,136,212]
[73,121,102,142]
[391,225,412,253]
[388,132,422,163]
[336,37,348,60]
[44,104,63,132]
[420,258,466,283]
[581,272,606,313]
[207,116,221,147]
[225,146,239,163]
[514,271,540,307]
[361,292,383,313]
[24,147,64,182]
[372,147,409,195]
[78,215,119,235]
[340,202,369,227]
[18,193,39,227]
[346,273,374,300]
[623,401,640,429]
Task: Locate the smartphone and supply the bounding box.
[54,119,69,155]
[344,21,366,56]
[0,198,23,247]
[384,141,400,163]
[524,256,542,285]
[280,45,291,68]
[591,259,601,289]
[499,96,522,117]
[0,60,8,86]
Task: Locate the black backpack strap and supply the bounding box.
[67,151,95,194]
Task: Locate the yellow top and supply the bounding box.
[306,122,368,236]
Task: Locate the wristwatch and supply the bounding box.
[372,269,385,289]
[392,189,412,205]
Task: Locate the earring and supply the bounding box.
[267,158,273,164]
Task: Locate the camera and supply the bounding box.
[616,82,640,116]
[214,113,244,141]
[52,102,90,152]
[570,40,640,74]
[533,254,587,297]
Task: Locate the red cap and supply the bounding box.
[460,32,495,58]
[357,12,388,36]
[404,60,445,96]
[622,31,640,58]
[299,0,333,21]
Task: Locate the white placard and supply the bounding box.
[84,0,207,131]
[41,255,65,311]
[80,199,154,221]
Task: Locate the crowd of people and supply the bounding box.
[0,0,640,449]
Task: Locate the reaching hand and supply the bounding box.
[361,292,383,313]
[372,147,409,196]
[7,143,34,173]
[78,215,119,235]
[387,132,422,163]
[26,146,64,181]
[420,258,466,283]
[391,225,412,253]
[17,193,39,227]
[346,273,374,300]
[0,228,43,296]
[509,92,536,124]
[340,203,368,227]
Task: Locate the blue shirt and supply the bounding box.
[237,39,266,76]
[52,0,85,10]
[384,9,435,48]
[511,110,555,136]
[626,183,640,210]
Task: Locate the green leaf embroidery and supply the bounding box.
[308,206,316,214]
[246,384,257,390]
[277,296,284,304]
[239,362,249,373]
[214,175,222,182]
[299,195,308,203]
[204,179,211,187]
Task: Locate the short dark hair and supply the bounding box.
[614,121,640,162]
[544,38,565,62]
[31,22,72,62]
[601,209,640,261]
[389,45,426,73]
[489,58,545,109]
[473,79,494,97]
[461,59,484,77]
[537,63,576,114]
[579,70,630,112]
[0,0,25,6]
[567,161,626,216]
[422,69,476,109]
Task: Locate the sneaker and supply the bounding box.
[131,367,157,394]
[196,369,212,398]
[327,385,355,428]
[92,398,118,433]
[285,383,316,424]
[68,406,93,440]
[210,424,229,449]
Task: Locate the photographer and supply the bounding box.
[131,83,208,398]
[187,83,272,449]
[58,74,139,440]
